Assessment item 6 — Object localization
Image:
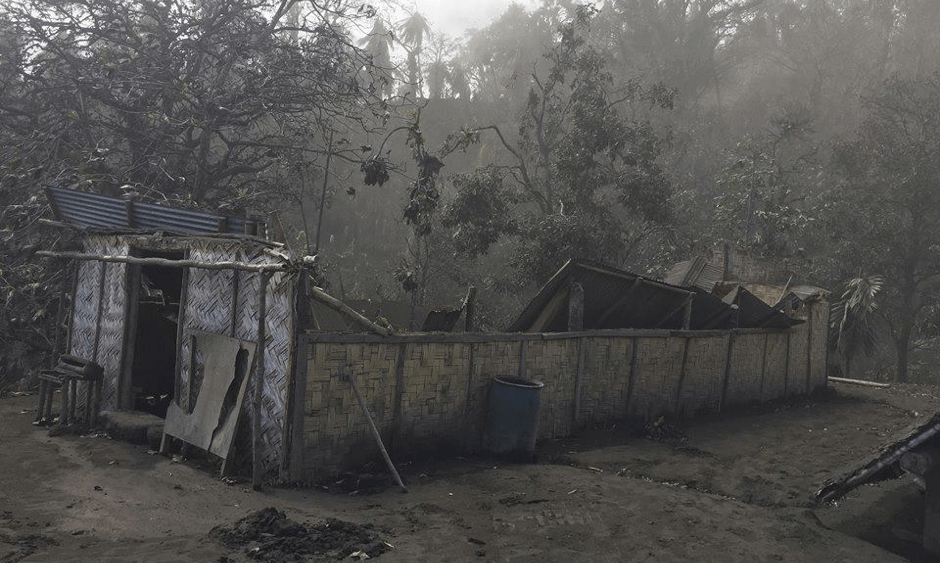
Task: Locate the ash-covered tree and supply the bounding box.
[0,0,387,210]
[828,74,940,382]
[0,0,390,387]
[442,6,675,284]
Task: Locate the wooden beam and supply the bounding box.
[347,372,407,493]
[567,283,584,331]
[527,289,569,332]
[37,250,289,273]
[252,271,272,491]
[595,278,643,327]
[652,296,693,329]
[464,286,477,332]
[827,376,890,388]
[307,284,393,337]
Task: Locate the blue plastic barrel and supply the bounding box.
[482,376,544,457]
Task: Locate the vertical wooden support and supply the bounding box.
[463,342,477,450]
[65,259,79,355]
[518,339,528,380]
[92,261,107,363]
[391,342,408,441]
[464,286,477,332]
[573,337,587,426]
[682,294,693,330]
[118,262,141,410]
[758,333,769,402]
[288,332,309,481]
[230,270,240,338]
[568,283,584,331]
[719,332,736,411]
[625,336,639,417]
[784,331,791,397]
[805,304,814,394]
[673,337,691,416]
[252,271,272,491]
[173,265,191,407]
[924,466,940,556]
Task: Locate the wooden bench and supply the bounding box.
[35,355,103,427]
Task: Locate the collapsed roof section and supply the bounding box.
[508,260,801,333]
[46,185,265,236]
[816,413,940,504]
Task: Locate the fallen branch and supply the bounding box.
[828,376,891,388]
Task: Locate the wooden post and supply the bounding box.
[925,466,940,555]
[568,283,584,332]
[347,372,407,493]
[682,294,693,330]
[719,332,735,411]
[464,286,477,332]
[625,336,639,418]
[518,339,528,380]
[573,337,587,426]
[673,337,691,416]
[252,271,272,491]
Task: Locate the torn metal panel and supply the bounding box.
[164,331,255,460]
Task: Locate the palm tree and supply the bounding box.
[396,11,431,94]
[359,19,395,98]
[830,275,883,380]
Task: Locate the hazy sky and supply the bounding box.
[408,0,541,38]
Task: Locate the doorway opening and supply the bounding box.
[130,250,184,417]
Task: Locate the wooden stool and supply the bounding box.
[35,356,103,426]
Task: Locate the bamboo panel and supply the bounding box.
[628,337,686,419]
[524,338,579,440]
[761,333,789,401]
[725,333,765,405]
[579,337,633,423]
[69,259,101,360]
[674,335,726,417]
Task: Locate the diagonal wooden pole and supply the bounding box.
[347,372,407,493]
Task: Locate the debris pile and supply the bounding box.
[210,507,389,561]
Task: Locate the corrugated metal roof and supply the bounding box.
[508,260,801,333]
[664,256,724,292]
[46,186,264,235]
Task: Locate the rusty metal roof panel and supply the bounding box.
[664,256,724,292]
[46,186,263,235]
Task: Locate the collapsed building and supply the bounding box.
[39,186,829,483]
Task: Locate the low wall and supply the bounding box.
[298,302,827,479]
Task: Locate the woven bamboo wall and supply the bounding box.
[68,235,129,411]
[178,239,296,473]
[301,300,830,479]
[64,234,296,476]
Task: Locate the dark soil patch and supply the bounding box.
[210,507,389,562]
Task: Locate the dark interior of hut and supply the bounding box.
[130,250,184,417]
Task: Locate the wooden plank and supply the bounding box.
[567,283,584,331]
[252,271,272,490]
[573,337,586,426]
[527,289,568,332]
[302,327,791,345]
[673,338,691,416]
[828,376,890,388]
[719,332,735,411]
[288,332,309,481]
[37,250,288,272]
